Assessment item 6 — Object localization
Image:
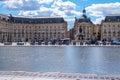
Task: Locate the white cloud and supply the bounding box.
[3,0,44,10]
[94,16,105,24]
[2,0,82,29]
[3,0,80,17]
[3,0,23,10]
[38,0,53,4]
[52,0,76,10]
[86,2,120,24]
[2,0,120,29]
[86,2,120,17]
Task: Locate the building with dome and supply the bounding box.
[73,8,96,42]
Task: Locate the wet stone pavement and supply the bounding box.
[0,71,120,80]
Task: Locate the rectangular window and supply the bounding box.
[22,26,24,29]
[113,25,115,28]
[14,26,16,29]
[104,25,106,28]
[58,26,60,28]
[26,26,28,29]
[104,30,106,33]
[35,26,37,29]
[18,26,20,29]
[118,25,120,28]
[62,26,64,29]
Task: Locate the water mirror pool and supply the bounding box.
[0,46,120,75]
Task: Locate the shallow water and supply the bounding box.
[0,46,120,75]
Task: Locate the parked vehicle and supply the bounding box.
[91,40,97,44]
[73,42,76,45]
[80,42,83,45]
[4,42,12,45]
[17,42,24,45]
[85,41,91,45]
[30,42,35,45]
[48,42,52,45]
[95,41,99,45]
[111,39,120,45]
[102,42,106,45]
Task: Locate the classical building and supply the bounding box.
[69,28,75,40]
[0,14,67,42]
[95,24,101,41]
[74,9,96,42]
[101,15,120,41]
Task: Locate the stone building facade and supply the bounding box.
[101,15,120,41]
[74,9,96,42]
[0,14,67,42]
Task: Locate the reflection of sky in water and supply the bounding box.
[0,46,120,75]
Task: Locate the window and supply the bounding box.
[18,29,20,33]
[18,26,20,29]
[118,19,120,22]
[104,25,106,28]
[22,29,24,33]
[113,25,115,28]
[14,26,16,29]
[22,26,24,29]
[104,30,106,33]
[58,26,60,28]
[62,33,64,38]
[35,26,37,29]
[118,25,120,28]
[58,32,60,34]
[118,31,120,33]
[26,26,28,28]
[38,28,40,32]
[14,29,16,34]
[108,31,111,34]
[62,30,64,33]
[62,26,64,29]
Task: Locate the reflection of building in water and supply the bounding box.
[0,14,67,42]
[101,14,120,41]
[74,8,96,42]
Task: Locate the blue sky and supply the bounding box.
[0,0,120,30]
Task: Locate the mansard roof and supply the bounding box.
[76,8,92,23]
[9,16,65,23]
[78,17,92,23]
[104,14,120,22]
[0,13,66,23]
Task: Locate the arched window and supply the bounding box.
[79,27,82,33]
